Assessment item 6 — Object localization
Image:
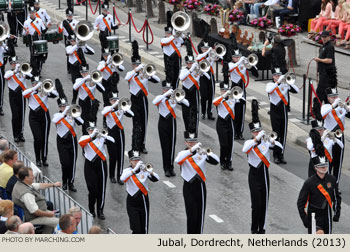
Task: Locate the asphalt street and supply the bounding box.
[0,2,349,234]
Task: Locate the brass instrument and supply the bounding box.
[0,22,9,41]
[91,70,102,83]
[118,97,131,111]
[281,72,296,85]
[110,52,123,67]
[141,64,156,78]
[193,59,211,76]
[96,129,108,139]
[243,54,258,69]
[262,131,278,142]
[68,104,81,118]
[209,43,226,60]
[40,79,55,96]
[339,101,350,111]
[75,21,94,42]
[325,129,343,140]
[230,86,243,100]
[20,62,32,75]
[170,89,186,103]
[171,11,191,32]
[197,147,212,155]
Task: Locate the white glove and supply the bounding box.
[135,64,144,72]
[91,128,99,138]
[321,130,329,142]
[132,161,143,173]
[111,99,119,109]
[146,167,153,174]
[223,90,231,98]
[14,64,20,73]
[180,98,189,107]
[118,65,125,72]
[191,142,202,153]
[106,55,112,64]
[189,62,198,72]
[83,75,91,81]
[332,98,342,108]
[63,106,70,115]
[277,75,285,84]
[33,82,43,91]
[256,130,266,141]
[164,89,174,97]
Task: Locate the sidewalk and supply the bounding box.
[42,0,350,171]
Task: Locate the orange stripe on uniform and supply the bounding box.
[131,175,148,195]
[73,51,82,64]
[89,142,106,161]
[188,157,206,182]
[274,87,288,105]
[165,100,176,118]
[60,118,76,137]
[253,146,270,168]
[12,75,26,91]
[331,109,344,131]
[317,184,332,208]
[213,97,223,107]
[111,112,123,130]
[79,137,91,148]
[81,83,95,100]
[103,17,112,32]
[223,101,235,120]
[30,22,41,35]
[324,149,333,163]
[188,75,199,90]
[178,154,192,165]
[134,76,148,96]
[234,66,246,84]
[33,94,48,112]
[170,41,181,58]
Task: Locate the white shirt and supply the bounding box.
[22,88,58,111]
[266,82,299,106]
[242,139,274,168]
[124,71,160,96]
[179,68,200,90]
[306,136,343,160]
[321,104,348,131]
[101,106,134,130]
[120,167,160,196]
[94,14,116,32]
[97,60,124,80]
[59,19,79,37]
[212,95,236,120]
[35,8,51,25]
[20,183,41,214]
[4,68,30,92]
[73,76,104,101]
[52,112,84,138]
[78,135,114,161]
[264,0,279,6]
[229,58,247,84]
[153,95,177,119]
[161,35,182,57]
[23,17,46,36]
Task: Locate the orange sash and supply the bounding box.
[210,66,214,75]
[331,109,344,131]
[81,83,95,100]
[33,94,48,112]
[233,66,247,84]
[111,112,123,130]
[0,62,2,67]
[30,22,41,35]
[60,118,76,137]
[165,100,176,118]
[317,184,332,208]
[170,41,181,58]
[12,75,26,91]
[188,75,199,90]
[213,97,223,107]
[73,51,82,64]
[253,146,270,168]
[131,174,148,195]
[89,142,106,161]
[35,13,41,19]
[188,157,206,182]
[104,65,113,75]
[103,17,111,32]
[222,101,235,120]
[134,76,148,96]
[324,149,333,163]
[275,87,288,105]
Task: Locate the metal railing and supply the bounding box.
[6,138,94,234]
[107,228,116,234]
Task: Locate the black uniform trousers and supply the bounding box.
[216,116,234,165]
[158,115,176,173]
[126,192,150,234]
[270,101,288,159]
[9,89,26,139]
[57,133,78,185]
[79,98,93,135]
[231,80,246,137]
[330,134,345,185]
[0,65,5,111]
[131,93,148,150]
[99,30,110,57]
[84,157,107,213]
[183,176,206,234]
[200,71,215,117]
[307,207,332,234]
[107,127,125,180]
[316,72,330,104]
[7,11,25,45]
[248,163,270,234]
[102,78,113,107]
[164,53,181,89]
[182,86,199,134]
[29,108,50,162]
[29,37,47,77]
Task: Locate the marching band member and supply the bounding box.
[213,82,237,171]
[33,0,52,28]
[94,3,118,56]
[152,81,189,177]
[265,68,299,164]
[179,55,201,134]
[22,76,58,167]
[7,10,26,47]
[0,42,9,116]
[101,90,133,184]
[73,64,104,135]
[321,87,350,186]
[79,102,115,220]
[297,155,341,234]
[124,40,160,154]
[52,79,84,192]
[4,57,32,142]
[175,129,219,234]
[242,100,283,234]
[120,151,159,234]
[197,42,215,120]
[229,49,248,140]
[23,6,47,77]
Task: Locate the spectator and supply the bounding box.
[0,200,14,234]
[5,215,21,234]
[88,225,102,234]
[55,206,81,234]
[56,214,76,234]
[18,222,35,234]
[262,34,288,74]
[0,138,9,156]
[12,167,61,234]
[243,0,261,14]
[0,150,18,188]
[273,0,299,26]
[6,161,24,198]
[252,0,279,17]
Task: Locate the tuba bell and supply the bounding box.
[118,97,131,111]
[41,79,55,95]
[75,21,94,42]
[20,63,32,75]
[91,70,102,83]
[111,52,123,67]
[171,11,191,32]
[230,86,243,100]
[244,54,259,69]
[0,22,9,41]
[142,64,156,78]
[171,89,185,103]
[68,105,81,118]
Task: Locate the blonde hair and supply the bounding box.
[0,200,14,216]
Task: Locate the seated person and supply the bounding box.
[11,167,61,234]
[0,200,14,234]
[6,161,24,198]
[0,150,18,189]
[55,206,81,234]
[4,215,22,234]
[55,214,76,234]
[18,222,35,234]
[252,0,279,17]
[273,0,298,25]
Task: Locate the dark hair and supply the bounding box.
[13,161,25,175]
[18,167,33,181]
[321,0,330,11]
[0,150,17,163]
[59,214,74,231]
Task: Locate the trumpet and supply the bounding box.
[96,129,108,139]
[170,89,186,103]
[118,97,131,111]
[193,59,211,76]
[243,54,258,69]
[210,43,226,60]
[0,22,9,41]
[91,70,102,83]
[67,104,81,118]
[262,131,278,142]
[110,52,123,67]
[140,162,153,172]
[141,64,156,78]
[197,147,212,155]
[229,86,243,100]
[40,79,55,96]
[20,62,32,75]
[339,101,350,111]
[281,72,296,85]
[171,11,191,32]
[325,129,343,140]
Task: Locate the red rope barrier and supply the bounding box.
[88,0,100,15]
[130,14,144,33]
[76,0,86,5]
[188,36,198,55]
[142,20,154,45]
[113,6,129,25]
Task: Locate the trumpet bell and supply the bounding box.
[245,54,258,69]
[0,22,9,41]
[42,79,55,93]
[285,73,296,85]
[334,129,343,138]
[270,131,278,141]
[171,11,191,32]
[75,21,94,41]
[143,64,156,77]
[111,52,123,67]
[231,86,243,100]
[91,70,103,83]
[70,105,81,118]
[214,43,226,57]
[199,59,211,73]
[145,162,153,169]
[173,89,185,103]
[20,63,32,75]
[118,97,131,111]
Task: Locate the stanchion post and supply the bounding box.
[99,0,102,15]
[302,74,306,121]
[146,15,149,50]
[86,0,88,20]
[306,78,311,125]
[58,0,61,9]
[113,3,116,35]
[128,9,132,42]
[216,61,219,81]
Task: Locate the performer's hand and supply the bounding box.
[83,74,91,81]
[277,75,284,84]
[133,161,143,173]
[189,62,198,72]
[223,90,231,98]
[33,82,43,91]
[321,130,329,142]
[191,142,202,153]
[332,98,341,108]
[14,64,20,73]
[135,64,144,72]
[256,130,266,141]
[63,106,70,115]
[91,128,99,138]
[164,89,174,97]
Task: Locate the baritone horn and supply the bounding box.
[68,105,81,118]
[111,52,123,67]
[91,70,102,83]
[41,79,55,95]
[285,72,296,85]
[171,89,186,103]
[20,63,32,75]
[0,22,9,41]
[171,11,191,32]
[75,21,94,41]
[142,64,156,78]
[244,54,259,69]
[118,97,131,111]
[230,86,243,100]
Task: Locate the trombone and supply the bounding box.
[170,89,185,103]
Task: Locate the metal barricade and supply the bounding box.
[5,137,94,234]
[107,228,116,234]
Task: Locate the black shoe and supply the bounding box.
[71,100,76,105]
[141,146,148,154]
[14,137,20,143]
[227,162,234,171]
[91,211,96,218]
[170,169,176,176]
[68,184,77,192]
[42,160,49,167]
[201,114,205,119]
[279,157,287,164]
[110,177,117,184]
[207,115,215,120]
[117,179,124,185]
[19,135,25,142]
[62,183,68,190]
[234,135,239,140]
[239,134,245,140]
[36,160,42,167]
[220,164,227,170]
[97,209,105,220]
[274,157,281,164]
[165,170,171,177]
[0,108,4,116]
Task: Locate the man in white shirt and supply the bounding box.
[252,0,279,17]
